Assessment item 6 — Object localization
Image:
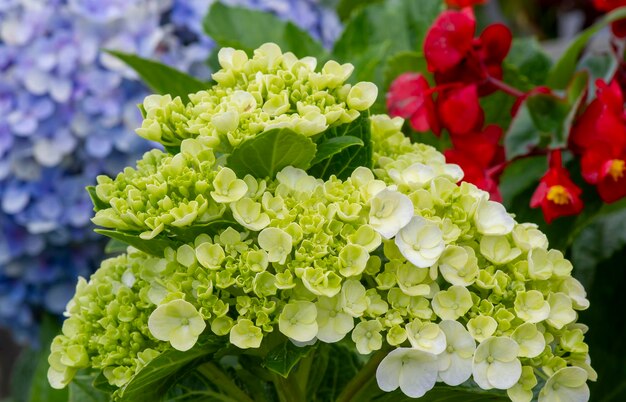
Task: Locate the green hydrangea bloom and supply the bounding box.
[51,43,594,402]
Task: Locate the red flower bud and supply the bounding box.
[530,151,584,223]
[387,73,440,134]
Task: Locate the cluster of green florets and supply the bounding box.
[49,44,593,402]
[136,43,376,150]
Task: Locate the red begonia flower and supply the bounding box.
[437,84,484,136]
[424,10,512,95]
[387,73,440,134]
[570,79,626,154]
[446,0,487,7]
[530,151,584,223]
[581,145,626,203]
[424,9,476,73]
[445,125,505,201]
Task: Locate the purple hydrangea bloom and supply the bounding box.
[0,0,341,343]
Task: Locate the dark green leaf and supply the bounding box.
[571,199,626,287]
[68,372,110,402]
[500,156,547,208]
[263,341,313,378]
[336,0,384,21]
[105,51,207,103]
[94,229,178,257]
[547,7,626,89]
[310,136,364,165]
[504,101,542,161]
[307,114,372,180]
[203,3,326,59]
[314,343,362,401]
[382,51,428,90]
[227,128,316,179]
[525,94,569,133]
[578,53,618,99]
[332,0,443,88]
[557,71,589,149]
[372,385,508,401]
[506,37,552,86]
[578,247,626,402]
[104,239,128,255]
[168,219,241,243]
[87,186,109,211]
[115,336,224,401]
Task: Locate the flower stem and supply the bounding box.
[486,76,526,98]
[197,362,255,402]
[272,373,305,402]
[335,348,390,402]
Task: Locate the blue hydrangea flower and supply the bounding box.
[0,0,341,344]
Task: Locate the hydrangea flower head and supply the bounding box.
[48,43,594,402]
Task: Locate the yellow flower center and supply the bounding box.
[546,185,571,205]
[607,159,625,181]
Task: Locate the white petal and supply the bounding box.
[376,349,403,392]
[438,354,472,386]
[487,360,522,389]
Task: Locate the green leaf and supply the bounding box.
[68,372,110,402]
[307,114,372,180]
[506,37,552,86]
[382,51,428,90]
[104,239,128,255]
[336,0,384,21]
[105,51,207,103]
[556,71,589,149]
[504,100,543,161]
[500,155,547,208]
[578,53,619,99]
[314,343,362,401]
[332,0,444,88]
[87,186,109,211]
[371,386,508,401]
[262,341,314,378]
[203,3,326,59]
[310,136,364,165]
[227,128,317,179]
[577,246,626,401]
[168,219,241,243]
[115,336,224,401]
[525,94,570,133]
[94,229,178,257]
[547,6,626,89]
[571,199,626,287]
[12,315,67,402]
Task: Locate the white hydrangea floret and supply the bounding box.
[148,299,206,352]
[376,348,439,398]
[538,367,589,402]
[472,336,522,390]
[437,320,476,386]
[474,200,515,236]
[395,216,445,268]
[369,189,414,239]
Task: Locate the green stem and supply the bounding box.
[197,362,255,402]
[534,368,549,381]
[335,348,390,402]
[294,347,316,394]
[272,373,305,402]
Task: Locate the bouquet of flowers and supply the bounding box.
[47,42,594,402]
